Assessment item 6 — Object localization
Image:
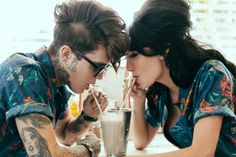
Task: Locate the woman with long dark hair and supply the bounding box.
[126,0,236,156]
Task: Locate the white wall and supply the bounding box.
[96,67,126,106]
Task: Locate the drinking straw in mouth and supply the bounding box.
[120,78,136,110]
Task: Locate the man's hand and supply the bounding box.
[83,90,108,118]
[77,134,101,157]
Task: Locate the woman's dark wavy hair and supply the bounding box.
[49,0,129,71]
[129,0,236,116]
[129,0,236,87]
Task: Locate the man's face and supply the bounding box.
[60,44,109,94]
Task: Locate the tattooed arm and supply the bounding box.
[55,111,92,145]
[15,113,90,157]
[55,91,108,145]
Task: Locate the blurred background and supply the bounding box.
[1,0,236,104]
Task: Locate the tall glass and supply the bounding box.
[100,108,132,157]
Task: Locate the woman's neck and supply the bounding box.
[158,66,179,103]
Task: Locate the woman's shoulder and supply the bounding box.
[197,59,231,76]
[193,59,235,87]
[200,59,226,70]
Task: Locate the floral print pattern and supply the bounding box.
[145,60,236,157]
[0,48,70,156]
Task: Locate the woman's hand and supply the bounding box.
[123,78,146,107]
[83,90,108,118]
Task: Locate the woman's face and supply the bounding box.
[126,50,165,89]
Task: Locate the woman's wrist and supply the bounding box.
[133,98,146,110]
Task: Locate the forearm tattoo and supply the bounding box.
[68,117,90,134]
[61,145,89,157]
[61,115,90,140]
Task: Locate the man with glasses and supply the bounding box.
[71,47,112,78]
[0,0,129,157]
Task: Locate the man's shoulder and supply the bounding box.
[2,52,39,67]
[0,52,43,83]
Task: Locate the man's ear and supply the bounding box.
[59,45,73,63]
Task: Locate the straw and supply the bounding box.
[120,78,136,110]
[89,87,103,114]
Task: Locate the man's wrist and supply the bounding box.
[81,111,98,122]
[80,143,94,157]
[75,144,90,157]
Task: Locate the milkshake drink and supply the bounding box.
[100,109,132,157]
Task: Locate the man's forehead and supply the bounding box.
[85,49,109,64]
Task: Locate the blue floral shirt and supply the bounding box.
[145,60,236,157]
[0,47,70,156]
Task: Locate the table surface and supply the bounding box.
[99,133,179,156]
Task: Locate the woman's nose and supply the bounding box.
[126,59,133,72]
[96,72,104,80]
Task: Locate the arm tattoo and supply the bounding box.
[68,117,88,134]
[20,127,52,157]
[19,114,51,129]
[61,116,90,140]
[60,145,89,157]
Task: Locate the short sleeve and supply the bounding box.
[54,86,71,120]
[3,66,54,130]
[193,61,236,124]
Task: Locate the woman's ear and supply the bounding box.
[161,48,170,59]
[165,48,170,55]
[159,56,164,60]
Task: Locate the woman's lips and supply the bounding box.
[132,76,140,86]
[133,76,139,82]
[85,84,89,90]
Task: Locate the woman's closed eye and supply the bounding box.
[127,51,139,58]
